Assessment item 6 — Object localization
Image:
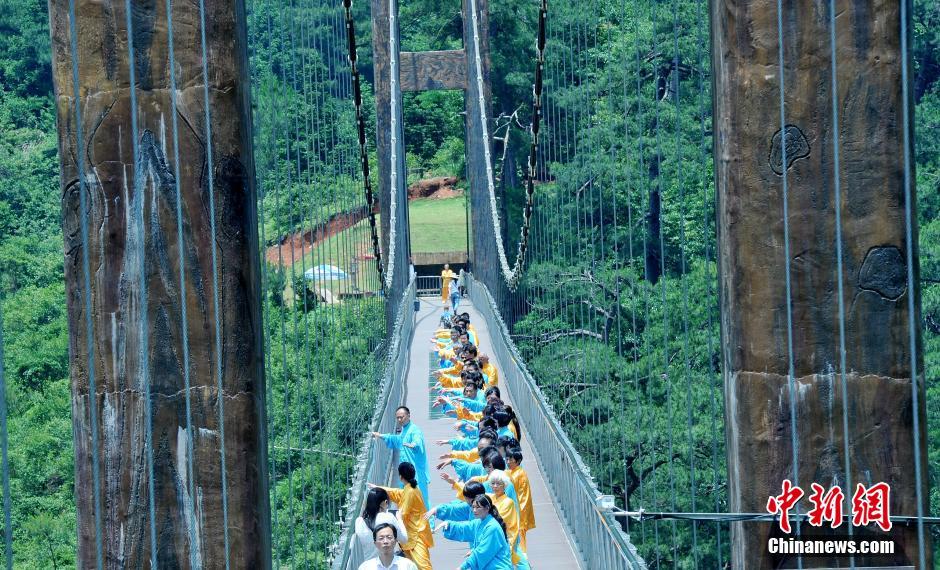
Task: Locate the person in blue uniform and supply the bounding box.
[372,406,431,507]
[423,480,487,525]
[437,494,513,570]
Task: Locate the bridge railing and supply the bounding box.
[329,278,416,569]
[416,275,442,297]
[468,275,648,570]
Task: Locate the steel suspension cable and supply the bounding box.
[825,1,856,567]
[195,0,234,563]
[466,0,546,290]
[301,2,321,558]
[164,1,202,564]
[775,0,804,564]
[619,0,645,539]
[610,63,628,526]
[120,2,159,562]
[0,305,11,569]
[280,0,303,559]
[303,5,326,550]
[66,1,104,566]
[252,6,282,561]
[695,0,724,556]
[637,0,662,558]
[693,0,724,560]
[289,0,313,560]
[269,2,296,560]
[900,0,928,564]
[646,0,681,558]
[772,2,810,568]
[668,0,700,562]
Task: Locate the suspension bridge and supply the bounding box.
[0,0,933,567]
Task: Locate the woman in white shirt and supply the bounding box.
[353,487,408,558]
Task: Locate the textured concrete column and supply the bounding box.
[48,1,270,566]
[711,0,930,567]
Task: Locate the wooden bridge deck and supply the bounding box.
[404,295,582,569]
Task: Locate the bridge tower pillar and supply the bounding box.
[371,0,510,320]
[48,1,270,567]
[712,0,930,567]
[371,0,412,330]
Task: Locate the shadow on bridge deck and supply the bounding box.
[407,295,582,569]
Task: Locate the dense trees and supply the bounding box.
[0,0,937,567]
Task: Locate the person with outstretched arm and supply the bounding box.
[372,406,431,506]
[353,487,409,558]
[369,462,434,570]
[435,494,513,570]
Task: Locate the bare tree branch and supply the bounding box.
[538,329,604,344]
[575,175,597,198]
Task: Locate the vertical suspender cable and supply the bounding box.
[310,7,328,543]
[271,3,294,561]
[670,1,699,563]
[196,0,233,563]
[693,0,723,559]
[275,0,297,561]
[900,0,927,565]
[258,9,282,563]
[324,4,342,525]
[630,0,652,546]
[294,3,312,559]
[648,0,680,557]
[288,0,311,560]
[0,306,11,569]
[121,2,159,563]
[67,2,104,566]
[826,2,855,568]
[775,0,803,564]
[165,0,202,564]
[635,0,659,552]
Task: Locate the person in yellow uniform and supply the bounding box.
[479,354,499,387]
[441,264,457,302]
[505,448,535,550]
[370,462,434,570]
[433,329,460,350]
[485,470,529,569]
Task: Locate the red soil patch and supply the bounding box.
[265,177,464,266]
[408,176,463,200]
[265,205,373,266]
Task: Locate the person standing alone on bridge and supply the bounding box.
[373,406,431,506]
[441,263,457,303]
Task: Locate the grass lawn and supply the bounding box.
[408,196,468,253]
[281,196,469,297]
[288,219,381,296]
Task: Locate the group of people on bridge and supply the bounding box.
[354,297,536,570]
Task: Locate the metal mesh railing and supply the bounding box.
[468,275,647,569]
[416,276,443,297]
[329,277,416,569]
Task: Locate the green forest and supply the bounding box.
[1,0,939,567]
